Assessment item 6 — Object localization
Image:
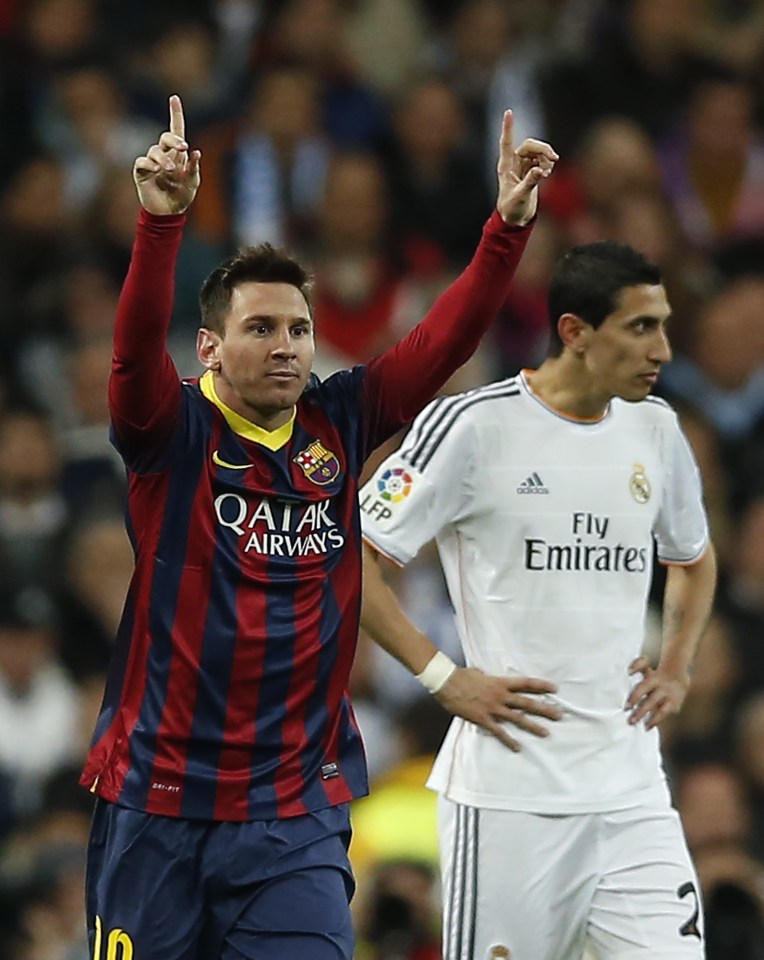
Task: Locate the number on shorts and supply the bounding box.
[93,916,135,959]
[677,881,701,939]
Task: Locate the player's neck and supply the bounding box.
[211,373,295,432]
[527,358,611,421]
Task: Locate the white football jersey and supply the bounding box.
[360,372,709,813]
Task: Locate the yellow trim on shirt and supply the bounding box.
[199,370,295,451]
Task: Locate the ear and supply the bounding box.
[197,327,222,370]
[557,312,591,357]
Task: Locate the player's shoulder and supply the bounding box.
[399,376,523,469]
[614,393,680,428]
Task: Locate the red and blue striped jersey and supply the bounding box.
[80,209,531,821]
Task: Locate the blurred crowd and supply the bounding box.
[2,0,764,957]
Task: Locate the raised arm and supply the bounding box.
[361,542,562,752]
[626,545,718,729]
[363,111,558,443]
[109,96,202,452]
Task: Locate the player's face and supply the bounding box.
[200,281,314,428]
[584,284,672,403]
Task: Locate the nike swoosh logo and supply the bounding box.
[212,451,251,470]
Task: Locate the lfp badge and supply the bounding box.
[378,466,413,503]
[294,440,340,485]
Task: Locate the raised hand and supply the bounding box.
[133,95,201,215]
[435,667,562,752]
[496,110,558,227]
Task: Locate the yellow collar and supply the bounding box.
[199,371,295,451]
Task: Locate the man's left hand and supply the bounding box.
[625,657,691,729]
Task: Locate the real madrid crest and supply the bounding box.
[293,440,340,486]
[488,947,511,960]
[630,463,651,504]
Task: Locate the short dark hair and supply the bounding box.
[199,244,313,334]
[547,241,662,355]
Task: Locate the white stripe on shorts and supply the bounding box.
[445,804,479,960]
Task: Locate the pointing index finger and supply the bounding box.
[498,109,514,162]
[169,94,185,141]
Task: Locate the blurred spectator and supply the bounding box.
[704,878,764,960]
[345,0,427,98]
[0,588,80,820]
[311,151,430,373]
[0,409,68,594]
[58,516,133,681]
[660,72,764,251]
[726,499,764,702]
[493,213,562,375]
[736,693,764,862]
[193,64,330,250]
[349,629,397,782]
[694,841,764,912]
[386,77,491,269]
[59,339,125,513]
[673,759,752,853]
[16,262,120,430]
[429,0,545,169]
[20,0,101,67]
[661,613,739,753]
[694,1,764,76]
[34,62,156,212]
[541,0,721,155]
[567,116,664,243]
[125,10,243,130]
[264,0,388,149]
[350,696,450,890]
[81,165,142,283]
[0,806,91,960]
[355,859,442,960]
[0,154,71,351]
[659,277,764,504]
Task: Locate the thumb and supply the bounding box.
[628,657,650,675]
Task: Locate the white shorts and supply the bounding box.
[438,797,704,960]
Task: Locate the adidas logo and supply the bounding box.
[517,471,549,495]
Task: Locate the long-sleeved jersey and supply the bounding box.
[80,208,531,821]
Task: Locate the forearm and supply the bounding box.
[109,210,185,430]
[361,542,439,675]
[659,545,717,677]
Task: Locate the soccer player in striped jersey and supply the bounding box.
[80,95,558,960]
[361,242,717,960]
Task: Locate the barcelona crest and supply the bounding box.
[293,440,341,486]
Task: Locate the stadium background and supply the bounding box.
[1,0,764,956]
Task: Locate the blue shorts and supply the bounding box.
[86,799,355,960]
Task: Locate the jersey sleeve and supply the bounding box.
[654,417,710,564]
[360,398,476,565]
[109,210,186,472]
[359,212,531,456]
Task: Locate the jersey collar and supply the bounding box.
[520,369,612,425]
[199,370,295,450]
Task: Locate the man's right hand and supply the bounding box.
[435,667,562,752]
[133,95,201,215]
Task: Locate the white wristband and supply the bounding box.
[415,651,457,695]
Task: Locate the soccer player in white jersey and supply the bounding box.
[359,241,717,960]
